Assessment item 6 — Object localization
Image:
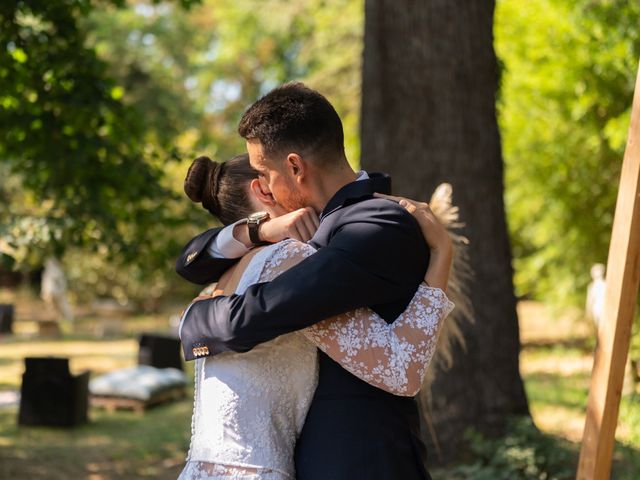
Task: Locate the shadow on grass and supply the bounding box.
[524,371,590,411]
[521,336,595,354]
[0,393,194,480]
[613,441,640,480]
[0,357,19,367]
[0,351,136,364]
[1,399,637,479]
[432,416,640,480]
[0,331,171,344]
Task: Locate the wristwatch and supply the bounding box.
[247,211,270,246]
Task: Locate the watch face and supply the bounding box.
[248,211,269,222]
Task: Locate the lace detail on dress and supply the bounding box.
[179,239,455,479]
[180,241,318,480]
[178,460,283,480]
[304,284,454,397]
[184,357,204,463]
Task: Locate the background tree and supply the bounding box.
[0,0,183,258]
[360,0,529,459]
[0,0,203,307]
[0,0,364,307]
[496,0,640,398]
[496,0,640,307]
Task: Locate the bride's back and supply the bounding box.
[184,241,319,479]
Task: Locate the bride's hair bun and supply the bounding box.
[184,155,223,214]
[183,152,255,225]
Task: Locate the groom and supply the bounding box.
[177,82,432,479]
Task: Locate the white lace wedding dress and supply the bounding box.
[178,239,454,480]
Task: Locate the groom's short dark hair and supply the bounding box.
[238,82,345,163]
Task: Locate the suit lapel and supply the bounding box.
[319,172,391,221]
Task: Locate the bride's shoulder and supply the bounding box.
[236,239,317,289]
[265,239,316,262]
[256,240,317,281]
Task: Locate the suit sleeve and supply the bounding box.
[180,200,429,359]
[175,227,240,285]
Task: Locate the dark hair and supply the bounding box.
[238,81,345,163]
[184,154,256,225]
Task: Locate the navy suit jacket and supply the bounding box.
[176,173,432,480]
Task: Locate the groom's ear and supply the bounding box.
[250,179,276,207]
[285,153,306,183]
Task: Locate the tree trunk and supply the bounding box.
[361,0,530,462]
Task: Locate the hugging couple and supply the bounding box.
[176,82,455,480]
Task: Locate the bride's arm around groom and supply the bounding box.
[179,188,430,358]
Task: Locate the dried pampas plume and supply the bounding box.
[418,183,474,459]
[423,182,473,382]
[418,183,474,460]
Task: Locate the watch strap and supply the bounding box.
[248,220,263,245]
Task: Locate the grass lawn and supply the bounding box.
[517,301,640,479]
[0,398,192,479]
[0,292,638,478]
[0,289,195,479]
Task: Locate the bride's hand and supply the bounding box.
[191,287,225,304]
[259,207,320,243]
[373,193,452,254]
[374,192,453,290]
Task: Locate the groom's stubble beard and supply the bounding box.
[279,175,311,213]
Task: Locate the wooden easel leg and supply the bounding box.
[576,60,640,480]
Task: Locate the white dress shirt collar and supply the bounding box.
[355,170,369,181]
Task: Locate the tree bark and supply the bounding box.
[361,0,530,462]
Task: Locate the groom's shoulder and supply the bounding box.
[324,196,427,277]
[337,197,418,228]
[322,197,424,250]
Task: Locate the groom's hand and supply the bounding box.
[260,207,320,243]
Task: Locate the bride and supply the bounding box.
[177,154,455,480]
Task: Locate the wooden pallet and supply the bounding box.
[90,386,186,414]
[37,320,61,338]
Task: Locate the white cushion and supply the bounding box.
[89,365,187,401]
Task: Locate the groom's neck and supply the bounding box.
[310,160,358,213]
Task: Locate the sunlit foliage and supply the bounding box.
[496,0,640,305]
[3,0,636,310]
[0,0,362,306]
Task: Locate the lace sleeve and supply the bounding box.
[304,284,454,397]
[258,240,454,397]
